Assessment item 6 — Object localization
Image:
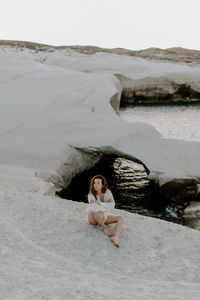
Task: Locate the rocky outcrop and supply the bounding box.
[1,41,200,207]
[148,175,200,214]
[159,177,200,205]
[121,83,200,104]
[1,40,200,64]
[184,201,200,217]
[115,74,200,104]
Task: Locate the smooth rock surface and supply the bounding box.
[1,43,200,184]
[1,42,200,299]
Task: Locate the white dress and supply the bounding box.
[86,189,115,224]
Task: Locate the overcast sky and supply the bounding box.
[0,0,199,50]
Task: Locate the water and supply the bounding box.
[111,157,182,225]
[112,158,150,212]
[119,103,200,141]
[118,103,200,229]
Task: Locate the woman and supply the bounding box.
[87,174,123,248]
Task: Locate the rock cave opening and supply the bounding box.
[56,154,172,221]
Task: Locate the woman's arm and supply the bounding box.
[100,198,115,210]
[101,190,115,210]
[87,193,105,212]
[87,192,115,211]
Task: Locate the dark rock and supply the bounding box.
[159,179,199,205]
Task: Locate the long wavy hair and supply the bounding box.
[88,174,109,199]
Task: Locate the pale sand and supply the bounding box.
[0,168,200,299]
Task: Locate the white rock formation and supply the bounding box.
[1,42,200,298]
[1,43,200,184]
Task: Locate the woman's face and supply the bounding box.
[93,178,103,192]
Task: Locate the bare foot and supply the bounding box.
[110,237,120,248]
[102,226,113,237]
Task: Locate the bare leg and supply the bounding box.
[105,215,124,247]
[92,211,113,237]
[87,211,98,225]
[111,216,124,247]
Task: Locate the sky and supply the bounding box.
[0,0,200,51]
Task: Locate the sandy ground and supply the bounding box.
[0,167,200,299]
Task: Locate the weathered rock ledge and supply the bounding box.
[121,83,200,104]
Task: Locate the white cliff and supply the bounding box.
[0,41,200,299]
[1,43,200,183]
